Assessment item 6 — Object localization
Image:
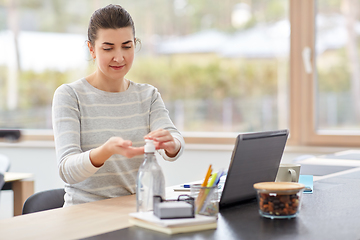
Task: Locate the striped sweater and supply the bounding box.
[52,78,184,206]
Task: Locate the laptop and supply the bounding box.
[219,129,289,209]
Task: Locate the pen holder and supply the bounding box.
[190,185,219,217]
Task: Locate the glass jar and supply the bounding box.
[253,182,305,219]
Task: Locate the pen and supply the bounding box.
[180,184,191,188]
[214,169,224,185]
[207,172,217,188]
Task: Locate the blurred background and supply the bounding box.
[0,0,359,219]
[1,0,359,134]
[1,0,290,133]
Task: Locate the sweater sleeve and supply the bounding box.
[52,85,99,184]
[149,88,185,161]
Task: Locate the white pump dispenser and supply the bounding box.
[144,139,155,153]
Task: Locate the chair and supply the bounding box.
[22,188,65,214]
[0,154,11,191]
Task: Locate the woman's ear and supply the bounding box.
[87,41,96,59]
[134,38,142,52]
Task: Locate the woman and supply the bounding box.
[52,4,184,206]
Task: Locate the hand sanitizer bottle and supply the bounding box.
[136,139,165,212]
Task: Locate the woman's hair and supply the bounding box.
[87,4,138,46]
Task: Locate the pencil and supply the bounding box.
[202,165,212,187]
[195,165,212,213]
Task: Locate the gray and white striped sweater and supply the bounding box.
[52,78,184,206]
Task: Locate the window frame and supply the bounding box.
[290,0,360,147]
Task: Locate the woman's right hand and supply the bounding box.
[90,137,144,167]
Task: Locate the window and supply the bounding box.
[291,0,360,147]
[2,0,359,147]
[0,0,290,143]
[127,0,290,135]
[316,0,360,133]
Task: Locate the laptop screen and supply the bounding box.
[219,129,289,208]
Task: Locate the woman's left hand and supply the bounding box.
[144,129,180,157]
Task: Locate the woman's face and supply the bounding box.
[89,27,135,81]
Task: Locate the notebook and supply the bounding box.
[129,211,217,235]
[219,129,289,209]
[298,175,313,193]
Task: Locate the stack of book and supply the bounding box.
[129,211,217,235]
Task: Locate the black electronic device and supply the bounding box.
[219,129,289,209]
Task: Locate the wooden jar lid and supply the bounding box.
[253,182,305,191]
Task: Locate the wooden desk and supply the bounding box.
[1,164,360,239]
[2,172,34,216]
[86,168,360,240]
[0,194,136,240]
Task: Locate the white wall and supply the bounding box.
[0,145,63,220]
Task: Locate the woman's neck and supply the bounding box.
[86,71,129,92]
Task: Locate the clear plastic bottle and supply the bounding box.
[136,139,165,212]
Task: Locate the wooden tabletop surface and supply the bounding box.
[4,172,34,182]
[0,194,136,240]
